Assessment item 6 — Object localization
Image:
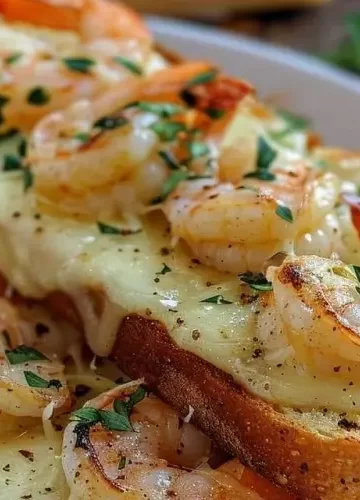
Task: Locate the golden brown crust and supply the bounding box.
[111,314,360,500]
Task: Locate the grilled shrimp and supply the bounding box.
[0,297,71,417]
[163,163,340,273]
[27,63,253,217]
[63,380,291,499]
[265,255,360,380]
[0,0,154,132]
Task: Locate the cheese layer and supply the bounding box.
[1,171,360,414]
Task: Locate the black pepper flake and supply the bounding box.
[2,464,10,472]
[333,366,341,373]
[192,329,200,340]
[176,318,184,325]
[252,348,263,359]
[18,449,34,462]
[154,277,160,283]
[74,384,91,398]
[35,322,50,336]
[338,418,360,431]
[12,211,21,218]
[300,463,309,474]
[21,495,32,499]
[160,247,170,256]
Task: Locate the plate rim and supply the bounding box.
[148,15,360,94]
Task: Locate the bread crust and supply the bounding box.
[111,314,360,500]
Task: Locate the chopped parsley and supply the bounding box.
[275,204,294,223]
[356,286,360,296]
[158,150,181,170]
[71,386,146,434]
[239,272,273,292]
[0,95,10,108]
[188,141,210,159]
[27,87,50,106]
[200,295,233,305]
[94,116,128,131]
[136,102,184,118]
[150,121,186,142]
[244,136,277,181]
[24,371,62,390]
[0,128,19,142]
[74,132,90,143]
[23,168,34,192]
[63,57,95,74]
[18,138,27,157]
[97,221,141,236]
[153,169,188,203]
[118,456,127,470]
[353,265,360,282]
[156,263,172,275]
[185,68,218,88]
[206,108,225,120]
[5,52,23,65]
[113,56,143,75]
[3,154,22,171]
[5,345,48,365]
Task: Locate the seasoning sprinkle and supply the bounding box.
[113,56,143,75]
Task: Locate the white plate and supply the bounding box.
[149,17,360,149]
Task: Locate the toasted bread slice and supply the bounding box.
[111,315,360,500]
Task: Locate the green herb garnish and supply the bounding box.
[275,204,294,223]
[156,263,172,275]
[94,116,128,131]
[0,128,19,142]
[113,56,143,75]
[3,154,22,171]
[24,371,62,390]
[0,95,10,108]
[74,132,90,143]
[5,345,48,365]
[239,272,273,292]
[118,456,127,470]
[278,109,310,132]
[206,108,225,120]
[71,407,100,424]
[151,121,186,142]
[353,265,360,282]
[188,141,210,159]
[5,52,23,65]
[158,150,181,170]
[137,102,184,118]
[126,386,146,411]
[244,136,277,181]
[18,138,27,157]
[200,295,233,305]
[153,169,188,203]
[63,57,95,74]
[97,221,141,236]
[186,69,218,88]
[99,408,133,432]
[27,86,50,106]
[23,168,34,192]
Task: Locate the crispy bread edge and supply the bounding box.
[111,314,360,500]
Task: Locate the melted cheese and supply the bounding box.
[0,171,360,414]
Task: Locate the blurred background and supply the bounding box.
[127,0,360,75]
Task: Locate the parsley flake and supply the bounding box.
[151,121,186,142]
[63,57,95,74]
[23,168,34,192]
[113,56,143,75]
[27,87,50,106]
[97,221,141,236]
[257,136,277,170]
[5,52,23,65]
[3,154,22,171]
[206,108,225,119]
[153,169,188,203]
[356,286,360,296]
[158,150,181,170]
[24,371,62,390]
[186,69,218,88]
[156,263,172,275]
[118,456,127,470]
[200,295,233,305]
[353,265,360,282]
[239,272,273,292]
[278,109,310,133]
[5,345,48,365]
[188,141,210,159]
[94,116,128,131]
[137,102,184,118]
[275,204,294,223]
